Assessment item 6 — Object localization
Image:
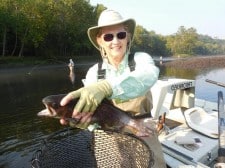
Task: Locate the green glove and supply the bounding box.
[70,80,112,113]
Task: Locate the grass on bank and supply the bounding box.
[0,56,49,65]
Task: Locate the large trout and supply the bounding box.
[38,94,157,137]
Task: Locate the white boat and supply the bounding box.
[150,78,224,168]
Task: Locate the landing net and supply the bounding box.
[31,128,154,168]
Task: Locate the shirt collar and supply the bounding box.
[102,53,129,71]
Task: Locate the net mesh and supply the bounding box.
[31,128,154,168]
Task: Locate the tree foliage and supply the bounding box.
[0,0,225,58]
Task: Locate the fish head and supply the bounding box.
[37,94,74,118]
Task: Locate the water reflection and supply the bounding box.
[195,68,225,102]
[157,60,225,102]
[159,65,199,79]
[0,64,87,167]
[0,62,225,167]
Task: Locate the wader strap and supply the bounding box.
[97,53,135,79]
[97,62,106,79]
[128,53,135,71]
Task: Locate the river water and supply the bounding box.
[0,59,225,167]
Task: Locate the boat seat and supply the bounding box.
[184,107,218,138]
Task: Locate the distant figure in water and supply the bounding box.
[68,59,75,85]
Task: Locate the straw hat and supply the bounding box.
[87,9,136,50]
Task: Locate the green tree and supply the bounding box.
[166,26,198,56]
[0,1,15,56]
[0,1,224,58]
[133,25,150,52]
[132,26,169,56]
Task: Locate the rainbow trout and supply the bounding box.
[38,94,157,137]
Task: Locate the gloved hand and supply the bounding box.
[60,80,112,115]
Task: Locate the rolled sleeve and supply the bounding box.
[108,52,159,100]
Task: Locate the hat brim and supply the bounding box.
[87,19,136,50]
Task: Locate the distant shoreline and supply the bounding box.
[1,55,225,70]
[162,55,225,69]
[0,56,101,69]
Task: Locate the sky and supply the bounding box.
[90,0,225,39]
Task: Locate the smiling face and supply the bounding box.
[97,24,130,67]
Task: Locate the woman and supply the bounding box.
[60,9,159,126]
[60,9,166,168]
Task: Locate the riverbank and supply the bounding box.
[163,55,225,69]
[0,56,101,69]
[1,55,225,70]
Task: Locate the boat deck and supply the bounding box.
[151,78,220,167]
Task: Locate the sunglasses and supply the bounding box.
[103,32,127,42]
